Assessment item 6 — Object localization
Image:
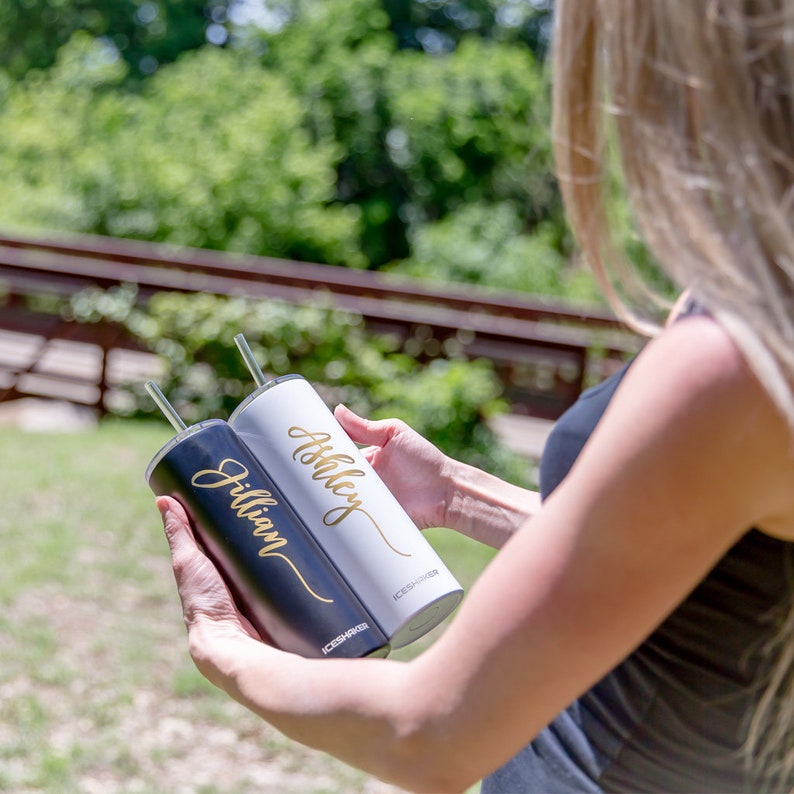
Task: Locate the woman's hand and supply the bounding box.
[157,495,265,686]
[334,403,453,530]
[336,404,539,547]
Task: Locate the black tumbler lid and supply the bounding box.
[144,418,227,484]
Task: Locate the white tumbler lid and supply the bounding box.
[228,373,307,424]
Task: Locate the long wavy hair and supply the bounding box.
[552,0,794,787]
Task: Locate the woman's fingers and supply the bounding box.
[157,496,260,640]
[159,495,200,568]
[334,403,393,447]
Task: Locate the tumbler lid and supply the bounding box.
[144,418,227,484]
[228,373,306,423]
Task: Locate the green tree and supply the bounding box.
[388,202,600,301]
[0,33,129,233]
[0,0,570,291]
[0,37,364,266]
[0,0,234,82]
[383,36,557,227]
[251,0,404,264]
[254,0,559,267]
[383,0,553,57]
[104,46,364,264]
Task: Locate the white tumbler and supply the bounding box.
[229,372,464,648]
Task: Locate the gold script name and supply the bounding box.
[191,458,333,603]
[288,427,410,557]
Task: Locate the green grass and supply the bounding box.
[0,418,494,793]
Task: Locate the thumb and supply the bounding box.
[334,403,394,447]
[156,495,261,641]
[157,495,201,564]
[157,496,224,607]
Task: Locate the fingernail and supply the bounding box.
[156,496,172,521]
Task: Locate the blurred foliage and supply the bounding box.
[0,0,553,83]
[383,0,553,55]
[0,0,232,82]
[104,46,364,265]
[387,201,602,302]
[370,356,528,481]
[251,0,405,264]
[67,286,530,482]
[254,0,561,267]
[0,33,127,233]
[0,38,363,266]
[0,0,572,291]
[382,36,556,224]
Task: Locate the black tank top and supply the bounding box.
[481,356,794,793]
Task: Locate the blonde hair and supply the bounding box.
[552,0,794,787]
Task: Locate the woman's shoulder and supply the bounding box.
[616,314,794,541]
[656,310,754,388]
[620,311,774,420]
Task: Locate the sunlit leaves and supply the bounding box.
[0,39,364,266]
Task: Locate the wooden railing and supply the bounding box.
[0,231,642,418]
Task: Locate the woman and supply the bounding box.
[157,2,794,791]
